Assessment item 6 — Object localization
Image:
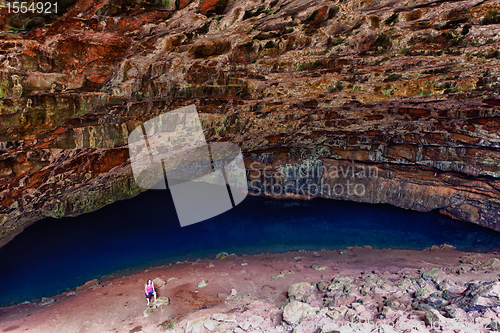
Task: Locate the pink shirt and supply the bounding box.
[146,284,153,293]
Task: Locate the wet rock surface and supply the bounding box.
[1,0,500,246]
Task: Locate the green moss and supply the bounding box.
[296,60,321,71]
[328,81,344,93]
[0,81,10,99]
[331,37,345,46]
[371,33,392,54]
[481,9,500,25]
[385,73,403,79]
[159,316,178,330]
[382,85,396,97]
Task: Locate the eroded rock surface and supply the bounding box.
[1,0,500,246]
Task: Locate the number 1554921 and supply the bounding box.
[6,2,57,14]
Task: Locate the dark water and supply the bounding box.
[1,191,500,306]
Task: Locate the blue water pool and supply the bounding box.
[1,191,499,306]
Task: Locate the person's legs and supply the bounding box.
[146,293,150,305]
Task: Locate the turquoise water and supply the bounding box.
[0,191,499,306]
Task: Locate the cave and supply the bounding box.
[1,0,500,330]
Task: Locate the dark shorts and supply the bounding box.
[145,291,154,299]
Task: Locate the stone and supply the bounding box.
[460,265,472,274]
[311,263,326,270]
[239,321,251,330]
[454,281,500,311]
[203,319,218,331]
[320,323,340,333]
[155,296,169,306]
[424,309,447,327]
[223,314,236,322]
[39,297,55,305]
[198,280,209,288]
[143,304,157,317]
[447,307,467,319]
[152,277,166,288]
[248,315,263,328]
[460,257,479,264]
[288,282,315,299]
[440,244,456,250]
[212,313,235,322]
[475,258,500,270]
[415,284,436,298]
[326,309,341,319]
[283,300,318,325]
[212,313,226,321]
[76,279,98,291]
[292,320,319,333]
[328,276,353,292]
[186,316,209,333]
[422,268,444,280]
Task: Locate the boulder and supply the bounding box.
[474,258,500,270]
[288,282,315,300]
[203,319,218,331]
[248,315,263,328]
[156,296,169,306]
[186,316,209,333]
[76,279,98,291]
[460,257,479,264]
[283,300,318,325]
[453,281,500,311]
[421,268,444,280]
[328,276,353,292]
[153,277,166,288]
[39,297,55,306]
[143,304,157,317]
[311,263,326,270]
[424,309,447,327]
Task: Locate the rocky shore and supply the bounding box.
[2,0,500,248]
[1,246,500,332]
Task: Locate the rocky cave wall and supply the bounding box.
[1,0,500,247]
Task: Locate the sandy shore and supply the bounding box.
[1,246,500,333]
